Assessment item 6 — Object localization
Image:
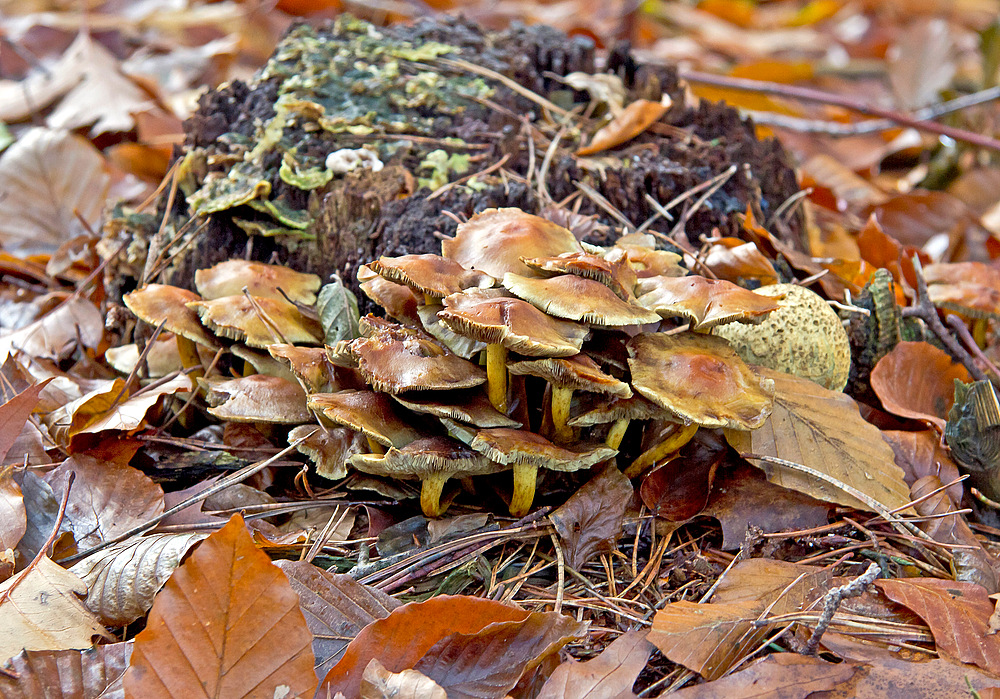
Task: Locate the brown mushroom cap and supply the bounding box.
[502,273,660,326]
[106,335,214,378]
[359,272,422,327]
[522,249,637,301]
[195,260,321,305]
[508,354,632,398]
[268,344,338,393]
[438,289,589,357]
[627,332,775,430]
[123,284,219,348]
[368,254,495,299]
[229,345,299,384]
[417,305,485,359]
[633,275,779,330]
[613,235,686,278]
[202,375,311,423]
[441,208,582,279]
[393,390,522,428]
[567,394,671,427]
[470,428,617,472]
[308,390,425,448]
[349,437,500,479]
[349,320,486,393]
[188,295,324,348]
[289,424,364,480]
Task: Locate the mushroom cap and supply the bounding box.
[368,254,495,299]
[627,332,775,430]
[123,284,219,348]
[188,295,324,348]
[712,283,852,391]
[202,375,311,423]
[289,424,363,480]
[229,345,299,384]
[567,394,672,427]
[106,335,214,378]
[633,275,779,330]
[393,389,521,428]
[613,238,686,278]
[522,249,637,301]
[502,273,660,326]
[308,390,425,448]
[349,436,500,479]
[268,344,338,393]
[417,305,486,359]
[359,270,422,326]
[438,289,588,357]
[195,260,321,304]
[470,428,617,472]
[350,319,486,393]
[441,208,582,279]
[508,354,632,398]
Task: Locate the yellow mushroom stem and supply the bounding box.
[624,423,699,478]
[605,418,630,449]
[486,343,508,412]
[176,336,204,380]
[420,472,450,517]
[509,462,537,517]
[550,386,574,443]
[973,318,988,348]
[423,293,437,305]
[366,437,386,455]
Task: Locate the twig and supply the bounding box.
[803,562,881,655]
[679,69,1000,152]
[945,314,1000,382]
[549,530,566,615]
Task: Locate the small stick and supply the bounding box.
[549,530,566,615]
[803,562,881,655]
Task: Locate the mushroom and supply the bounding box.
[123,284,220,379]
[201,375,312,424]
[612,234,686,278]
[106,334,213,379]
[508,354,631,443]
[358,264,422,327]
[289,424,365,480]
[469,428,617,516]
[268,344,339,393]
[392,389,521,429]
[308,390,425,453]
[568,394,673,450]
[195,260,321,304]
[350,436,502,517]
[368,254,494,304]
[522,248,637,301]
[349,318,486,393]
[438,289,590,412]
[188,295,324,348]
[502,273,660,326]
[229,345,299,383]
[633,275,780,330]
[441,208,582,279]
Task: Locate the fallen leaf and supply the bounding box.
[881,430,964,504]
[536,629,652,699]
[639,431,726,521]
[550,464,633,569]
[876,578,1000,673]
[725,368,913,512]
[124,514,317,699]
[0,556,108,664]
[69,533,207,627]
[870,342,971,431]
[320,595,586,699]
[887,18,957,109]
[867,190,986,262]
[0,643,133,699]
[0,297,104,364]
[0,33,90,123]
[800,153,889,210]
[924,261,1000,318]
[576,98,670,156]
[361,658,446,699]
[700,239,779,285]
[670,652,860,698]
[275,560,400,679]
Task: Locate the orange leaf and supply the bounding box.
[576,98,669,156]
[124,514,316,699]
[870,342,971,432]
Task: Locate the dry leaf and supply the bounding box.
[576,98,670,156]
[0,298,104,364]
[887,18,957,109]
[0,556,108,663]
[69,533,207,627]
[360,659,446,699]
[700,239,779,285]
[639,431,726,521]
[124,514,317,699]
[668,653,859,698]
[881,430,964,504]
[725,368,913,512]
[0,643,133,699]
[0,381,50,552]
[550,464,632,570]
[0,129,109,255]
[0,33,90,123]
[536,629,652,699]
[870,342,971,432]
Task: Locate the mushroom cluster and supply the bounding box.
[120,208,783,518]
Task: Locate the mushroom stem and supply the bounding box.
[366,437,386,455]
[176,336,204,380]
[486,343,508,412]
[550,386,574,443]
[974,318,988,348]
[605,418,630,449]
[624,423,698,478]
[420,473,450,517]
[509,462,538,517]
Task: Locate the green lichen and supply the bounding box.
[418,149,471,190]
[280,154,334,190]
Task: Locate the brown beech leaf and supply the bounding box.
[0,380,48,465]
[320,595,586,699]
[0,642,133,699]
[550,464,633,569]
[46,456,164,553]
[361,659,446,699]
[669,653,860,698]
[275,560,400,679]
[876,578,1000,673]
[867,190,985,261]
[924,261,1000,318]
[536,629,653,699]
[124,514,316,699]
[68,533,207,627]
[576,98,669,156]
[881,430,963,504]
[725,368,913,512]
[0,298,104,365]
[648,559,829,680]
[0,556,108,663]
[639,431,726,521]
[870,342,971,431]
[700,239,779,285]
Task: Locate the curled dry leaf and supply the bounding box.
[725,368,913,512]
[0,381,50,552]
[576,98,670,156]
[870,341,971,431]
[668,653,859,699]
[0,297,104,365]
[68,532,207,627]
[0,643,133,699]
[924,261,1000,319]
[124,514,317,699]
[550,464,633,570]
[536,629,653,699]
[0,556,108,664]
[361,659,446,699]
[881,430,963,504]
